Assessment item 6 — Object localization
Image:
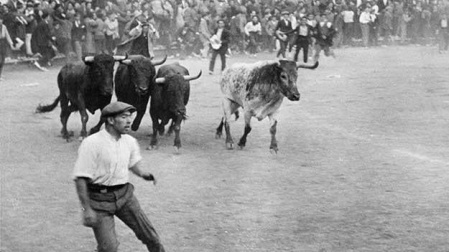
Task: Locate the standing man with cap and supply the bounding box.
[73,101,166,252]
[275,11,292,59]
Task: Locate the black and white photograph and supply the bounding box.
[1,0,449,251]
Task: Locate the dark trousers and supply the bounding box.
[276,39,288,58]
[88,183,165,252]
[293,38,309,63]
[209,46,227,72]
[37,45,55,65]
[246,32,258,54]
[105,35,117,55]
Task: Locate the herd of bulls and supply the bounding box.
[36,54,318,152]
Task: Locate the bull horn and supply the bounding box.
[113,53,128,61]
[155,77,166,84]
[83,56,94,62]
[151,55,167,66]
[296,61,319,70]
[121,59,132,65]
[183,70,202,82]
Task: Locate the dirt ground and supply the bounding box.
[1,46,449,252]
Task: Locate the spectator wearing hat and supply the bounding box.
[73,101,166,252]
[0,14,20,80]
[275,10,292,58]
[31,10,55,71]
[116,19,159,58]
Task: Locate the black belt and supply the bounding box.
[88,183,127,193]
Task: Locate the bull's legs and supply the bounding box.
[131,100,149,131]
[167,120,175,136]
[60,97,74,140]
[268,114,279,153]
[79,109,89,138]
[149,114,160,149]
[237,112,252,149]
[219,98,240,149]
[215,118,224,139]
[89,117,105,135]
[131,111,144,131]
[173,116,183,150]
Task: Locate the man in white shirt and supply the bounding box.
[359,6,372,47]
[73,101,165,252]
[342,5,355,45]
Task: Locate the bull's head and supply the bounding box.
[154,71,202,119]
[278,60,300,101]
[120,55,165,96]
[83,54,118,96]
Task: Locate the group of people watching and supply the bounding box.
[0,0,448,76]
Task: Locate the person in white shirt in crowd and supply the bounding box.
[104,11,119,55]
[359,5,372,48]
[244,15,262,56]
[341,5,355,46]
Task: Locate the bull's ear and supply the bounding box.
[183,70,202,81]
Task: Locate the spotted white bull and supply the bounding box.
[215,60,318,152]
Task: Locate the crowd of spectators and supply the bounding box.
[0,0,448,70]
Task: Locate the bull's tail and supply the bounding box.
[36,96,60,113]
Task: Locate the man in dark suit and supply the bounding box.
[283,16,313,63]
[209,19,230,75]
[275,11,292,58]
[31,10,55,71]
[71,12,86,61]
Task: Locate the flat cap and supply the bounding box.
[101,102,136,118]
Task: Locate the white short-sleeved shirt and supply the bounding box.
[73,129,142,186]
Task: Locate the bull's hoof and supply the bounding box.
[173,146,181,154]
[226,142,234,150]
[146,145,157,150]
[78,136,86,142]
[215,132,222,139]
[62,131,74,141]
[269,146,279,154]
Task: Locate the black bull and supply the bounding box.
[36,54,128,140]
[149,63,202,150]
[114,55,167,131]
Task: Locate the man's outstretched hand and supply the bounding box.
[142,172,157,185]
